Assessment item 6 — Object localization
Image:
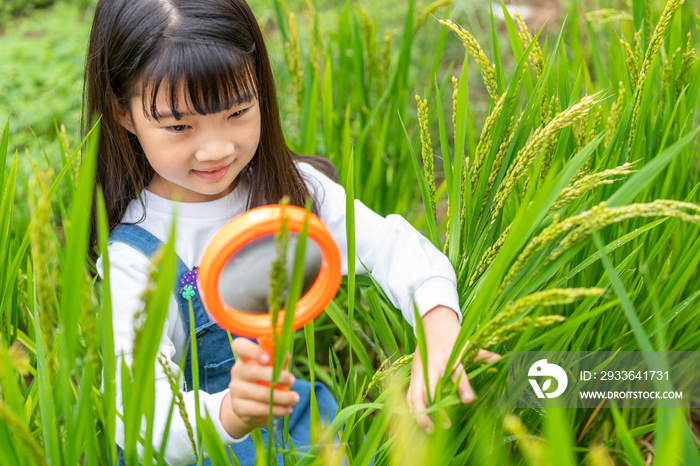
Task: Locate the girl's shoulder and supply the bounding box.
[293,155,339,185]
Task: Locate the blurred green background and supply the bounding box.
[0,0,567,181]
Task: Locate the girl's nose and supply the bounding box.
[195,141,235,161]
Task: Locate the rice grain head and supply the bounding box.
[627,0,684,157]
[440,19,499,100]
[470,92,507,191]
[416,94,437,213]
[492,95,600,220]
[585,9,633,23]
[605,83,626,147]
[158,353,197,458]
[284,13,304,109]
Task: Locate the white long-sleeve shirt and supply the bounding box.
[95,161,462,465]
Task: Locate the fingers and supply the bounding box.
[231,338,271,364]
[473,349,501,364]
[450,363,474,403]
[236,363,296,387]
[230,378,300,407]
[231,397,295,419]
[407,353,434,435]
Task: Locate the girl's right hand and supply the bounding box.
[219,338,300,439]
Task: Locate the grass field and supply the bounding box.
[1,0,700,464]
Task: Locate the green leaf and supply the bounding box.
[610,401,646,466]
[607,127,700,207]
[399,114,439,246]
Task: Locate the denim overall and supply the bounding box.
[109,224,341,466]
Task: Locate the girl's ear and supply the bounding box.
[114,98,136,134]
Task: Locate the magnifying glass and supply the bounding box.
[197,204,342,391]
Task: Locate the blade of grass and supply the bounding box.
[399,114,439,246]
[31,259,62,466]
[96,187,117,466]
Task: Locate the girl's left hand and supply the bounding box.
[406,305,501,434]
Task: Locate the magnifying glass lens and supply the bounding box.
[218,234,322,314]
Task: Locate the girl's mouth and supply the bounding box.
[193,163,232,181]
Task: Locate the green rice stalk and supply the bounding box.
[443,195,452,254]
[7,341,31,377]
[468,288,605,359]
[459,155,468,244]
[0,400,48,466]
[587,444,616,466]
[539,132,559,186]
[356,3,379,87]
[504,414,544,465]
[303,0,324,75]
[513,10,545,78]
[269,196,290,320]
[634,29,644,65]
[550,163,635,212]
[81,275,100,374]
[477,78,523,215]
[131,244,165,373]
[380,28,397,92]
[28,170,58,378]
[645,0,653,47]
[502,199,700,291]
[605,83,626,147]
[538,135,558,185]
[481,112,521,216]
[586,105,603,147]
[303,0,319,76]
[451,75,459,131]
[480,314,566,347]
[550,199,700,261]
[158,353,197,458]
[440,19,499,100]
[657,45,681,133]
[58,124,78,188]
[416,95,437,213]
[414,0,455,32]
[513,10,548,121]
[275,0,291,38]
[675,32,696,101]
[365,287,600,393]
[627,0,684,157]
[366,353,413,392]
[492,95,599,220]
[620,39,639,91]
[572,105,603,182]
[284,13,304,109]
[573,115,585,154]
[584,9,633,23]
[470,92,507,192]
[467,223,512,288]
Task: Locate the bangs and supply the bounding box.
[140,41,258,121]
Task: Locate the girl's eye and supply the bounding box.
[168,124,188,133]
[166,108,248,132]
[230,108,249,119]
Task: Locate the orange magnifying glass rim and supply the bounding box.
[197,204,342,339]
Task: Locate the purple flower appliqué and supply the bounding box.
[179,266,199,300]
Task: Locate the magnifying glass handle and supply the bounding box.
[248,336,290,392]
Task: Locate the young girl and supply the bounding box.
[85,0,499,464]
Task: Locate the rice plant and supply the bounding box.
[1,0,700,464]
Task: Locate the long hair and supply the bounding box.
[83,0,337,266]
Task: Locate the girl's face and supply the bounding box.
[117,82,261,203]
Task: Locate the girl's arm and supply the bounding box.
[97,246,249,466]
[298,161,462,328]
